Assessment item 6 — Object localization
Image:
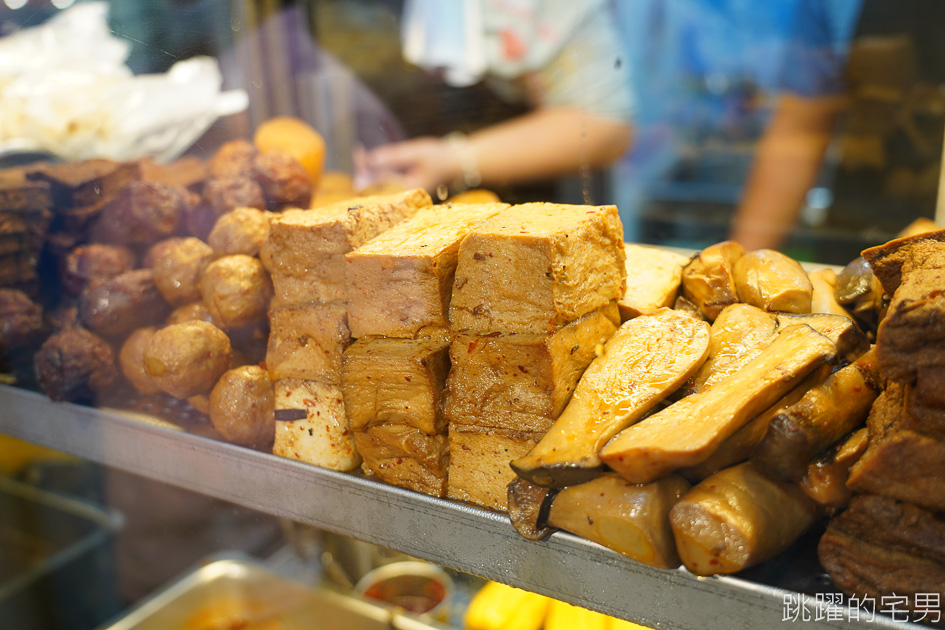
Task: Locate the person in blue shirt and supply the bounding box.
[613,0,863,250]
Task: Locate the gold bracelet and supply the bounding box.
[445,131,482,189]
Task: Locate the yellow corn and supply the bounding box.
[506,589,552,630]
[464,581,550,630]
[609,616,657,629]
[545,599,610,630]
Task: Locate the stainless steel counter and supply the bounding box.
[0,385,915,630]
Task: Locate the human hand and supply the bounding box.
[354,136,463,194]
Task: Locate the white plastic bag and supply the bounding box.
[0,2,247,162]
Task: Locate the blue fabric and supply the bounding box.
[611,0,863,240]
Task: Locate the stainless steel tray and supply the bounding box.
[0,385,917,629]
[99,554,450,630]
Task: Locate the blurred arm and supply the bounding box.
[466,107,633,183]
[730,93,847,250]
[359,106,632,193]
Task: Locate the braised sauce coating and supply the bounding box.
[209,365,275,446]
[143,320,232,398]
[34,326,118,403]
[78,268,169,337]
[62,243,136,296]
[150,237,215,306]
[200,255,273,330]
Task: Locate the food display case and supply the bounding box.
[2,1,944,629]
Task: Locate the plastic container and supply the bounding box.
[355,561,454,623]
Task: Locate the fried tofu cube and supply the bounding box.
[447,424,542,511]
[449,203,626,334]
[619,243,690,320]
[273,378,360,472]
[355,424,449,498]
[345,202,509,338]
[268,188,431,306]
[444,302,619,433]
[266,302,350,384]
[342,336,451,434]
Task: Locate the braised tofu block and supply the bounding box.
[448,424,542,511]
[618,244,689,320]
[266,302,349,384]
[273,378,360,472]
[346,202,508,338]
[342,336,451,434]
[444,302,620,434]
[355,424,449,497]
[449,203,624,335]
[268,188,431,306]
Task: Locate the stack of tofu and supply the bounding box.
[268,195,627,508]
[265,188,431,471]
[443,203,626,510]
[341,202,509,497]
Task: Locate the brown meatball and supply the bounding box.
[166,301,216,325]
[79,269,169,338]
[34,326,118,403]
[119,326,160,395]
[207,206,271,256]
[144,320,232,398]
[203,177,265,216]
[143,237,185,268]
[182,201,221,242]
[0,289,44,352]
[252,151,313,210]
[200,255,273,330]
[209,365,275,446]
[78,268,169,338]
[61,244,136,296]
[93,181,197,245]
[151,237,215,306]
[208,139,257,180]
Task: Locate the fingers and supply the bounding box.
[364,137,436,172]
[352,137,460,193]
